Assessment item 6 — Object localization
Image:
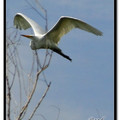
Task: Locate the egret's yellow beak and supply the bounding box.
[21,34,33,38]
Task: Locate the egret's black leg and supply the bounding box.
[52,47,72,62]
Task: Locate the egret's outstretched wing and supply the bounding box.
[46,16,103,44]
[14,13,45,35]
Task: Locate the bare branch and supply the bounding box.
[6,76,11,120]
[7,1,54,119]
[28,82,51,120]
[16,65,48,120]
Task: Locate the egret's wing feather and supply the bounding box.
[46,16,103,44]
[14,13,45,35]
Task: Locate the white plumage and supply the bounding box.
[14,13,103,61]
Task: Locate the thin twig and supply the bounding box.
[39,114,47,120]
[35,50,42,71]
[16,65,48,120]
[50,105,60,120]
[25,0,45,20]
[28,82,51,120]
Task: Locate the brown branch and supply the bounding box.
[16,65,48,120]
[28,82,51,120]
[6,76,11,120]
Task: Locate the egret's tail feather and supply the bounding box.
[52,48,72,62]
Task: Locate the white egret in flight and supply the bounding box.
[14,13,102,61]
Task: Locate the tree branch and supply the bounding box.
[28,82,51,120]
[16,65,48,120]
[6,76,11,120]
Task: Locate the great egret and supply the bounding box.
[14,13,102,61]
